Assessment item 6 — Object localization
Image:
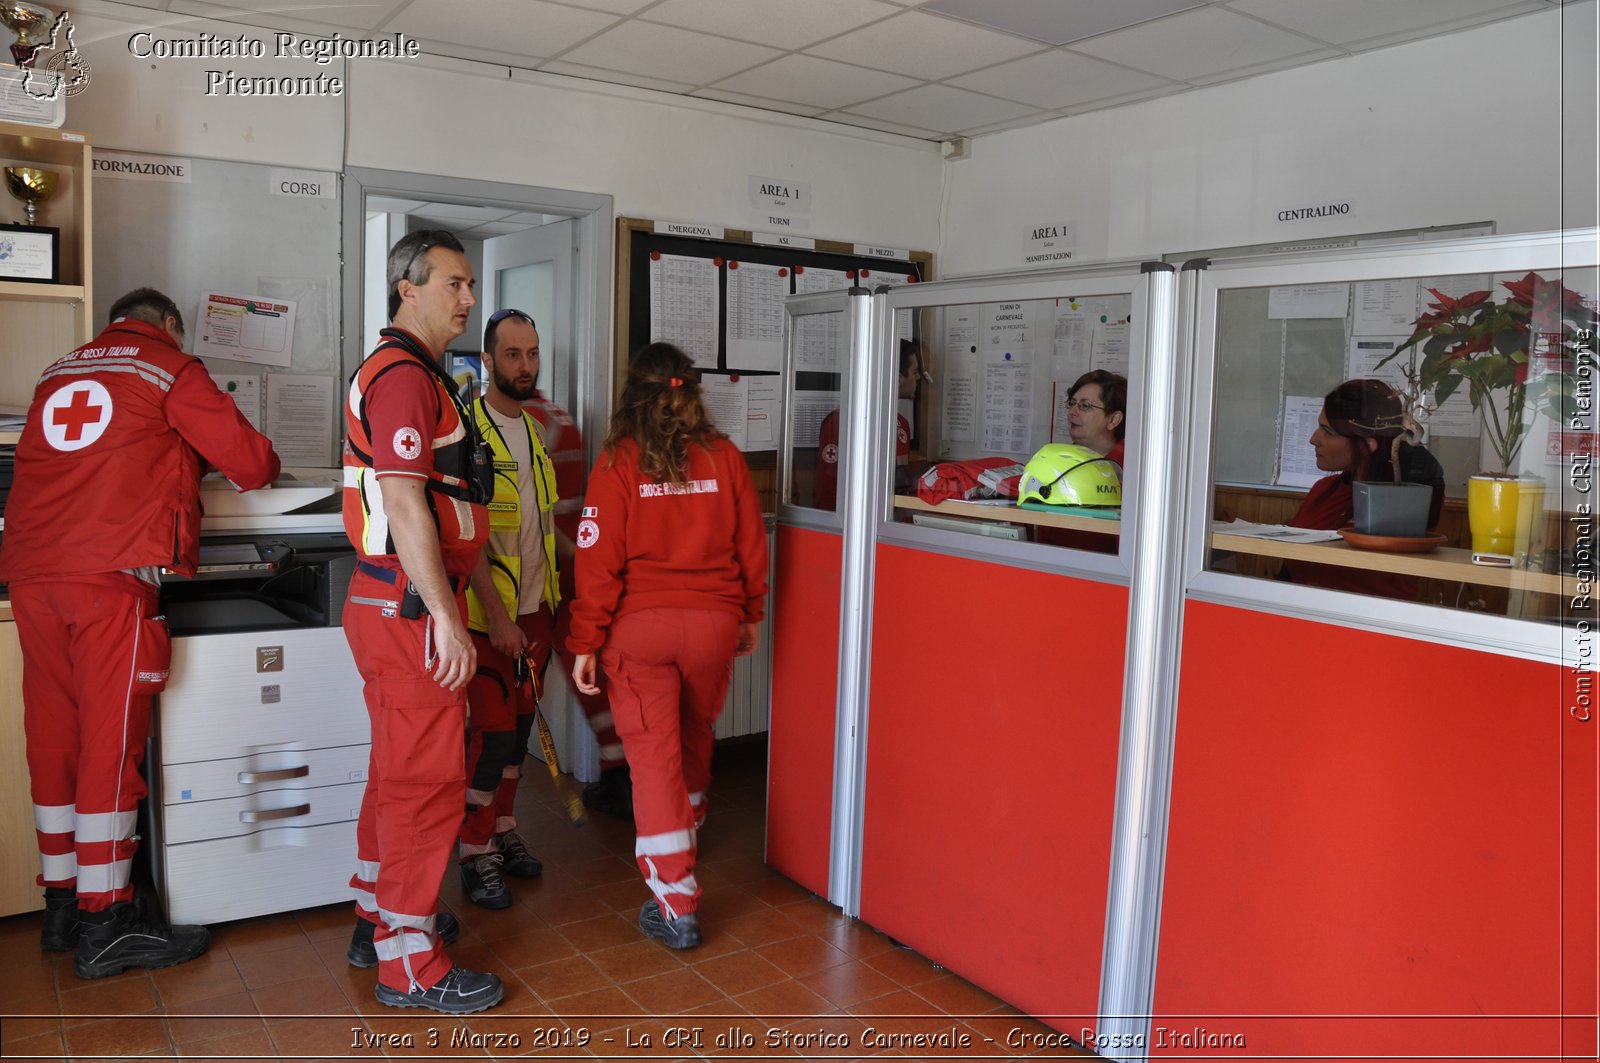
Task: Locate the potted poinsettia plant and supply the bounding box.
[1379,272,1599,558]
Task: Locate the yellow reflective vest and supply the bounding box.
[465,396,560,632]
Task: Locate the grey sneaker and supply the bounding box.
[460,853,512,910]
[638,899,700,950]
[495,831,543,878]
[374,966,504,1014]
[347,910,460,969]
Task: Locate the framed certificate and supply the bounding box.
[0,224,60,283]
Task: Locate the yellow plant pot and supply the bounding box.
[1467,476,1546,560]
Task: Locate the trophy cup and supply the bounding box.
[5,166,56,225]
[1,1,55,68]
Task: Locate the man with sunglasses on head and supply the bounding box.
[340,230,503,1014]
[0,288,280,978]
[453,308,561,909]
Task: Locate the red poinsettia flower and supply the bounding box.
[1500,271,1545,306]
[1444,334,1493,361]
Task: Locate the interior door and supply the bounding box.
[482,219,574,400]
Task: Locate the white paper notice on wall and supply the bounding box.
[266,373,334,468]
[1278,395,1325,489]
[649,254,720,369]
[195,291,297,368]
[725,261,788,373]
[1021,220,1076,267]
[1268,283,1349,320]
[747,377,780,452]
[701,374,749,451]
[211,373,263,431]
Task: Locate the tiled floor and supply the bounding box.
[0,738,1086,1060]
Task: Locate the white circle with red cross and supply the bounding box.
[42,381,114,451]
[821,442,838,464]
[392,426,423,461]
[576,518,599,549]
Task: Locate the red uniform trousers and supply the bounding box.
[461,607,553,855]
[599,607,737,918]
[551,593,625,773]
[343,569,468,993]
[11,574,161,912]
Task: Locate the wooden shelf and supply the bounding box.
[0,281,85,303]
[1210,532,1576,596]
[895,494,1120,533]
[893,495,1575,595]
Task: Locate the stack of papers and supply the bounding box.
[1212,519,1342,544]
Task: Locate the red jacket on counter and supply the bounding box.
[0,317,279,581]
[566,436,768,656]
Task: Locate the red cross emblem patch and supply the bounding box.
[392,426,423,461]
[42,381,113,452]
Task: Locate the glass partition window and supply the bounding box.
[889,293,1137,556]
[1206,265,1599,624]
[785,306,849,511]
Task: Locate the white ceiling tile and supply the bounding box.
[1059,83,1186,116]
[559,20,784,84]
[641,0,902,50]
[393,0,619,60]
[711,54,921,111]
[368,196,431,214]
[947,48,1173,109]
[843,83,1045,136]
[536,61,696,94]
[1224,0,1538,48]
[690,88,829,117]
[409,203,520,223]
[1071,6,1327,82]
[1186,47,1343,85]
[540,0,660,12]
[807,10,1045,80]
[922,0,1205,46]
[161,0,396,30]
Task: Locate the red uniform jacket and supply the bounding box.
[813,409,911,511]
[0,318,279,581]
[566,436,769,655]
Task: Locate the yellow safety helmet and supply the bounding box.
[1016,444,1122,507]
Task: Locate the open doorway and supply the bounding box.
[340,168,614,779]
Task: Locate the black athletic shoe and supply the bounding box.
[460,853,513,910]
[638,899,700,950]
[347,910,461,969]
[74,902,208,979]
[495,831,543,878]
[581,765,633,820]
[374,966,504,1014]
[41,888,79,952]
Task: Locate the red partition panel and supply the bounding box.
[1156,601,1594,1060]
[765,524,843,896]
[860,543,1128,1025]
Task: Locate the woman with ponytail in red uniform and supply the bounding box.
[567,343,769,949]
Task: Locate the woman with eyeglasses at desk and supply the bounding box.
[1064,369,1127,469]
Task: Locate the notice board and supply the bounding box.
[615,217,932,509]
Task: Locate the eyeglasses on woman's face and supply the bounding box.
[1065,398,1105,412]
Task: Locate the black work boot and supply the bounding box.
[41,888,80,951]
[74,902,208,979]
[581,765,633,820]
[374,966,504,1014]
[638,899,700,949]
[347,910,460,968]
[494,831,543,878]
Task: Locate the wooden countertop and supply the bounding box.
[894,495,1578,597]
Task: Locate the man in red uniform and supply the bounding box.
[519,334,632,819]
[0,288,280,978]
[813,338,919,510]
[340,230,502,1014]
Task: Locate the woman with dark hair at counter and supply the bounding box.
[1284,378,1445,598]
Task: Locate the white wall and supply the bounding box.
[63,1,941,254]
[939,2,1598,275]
